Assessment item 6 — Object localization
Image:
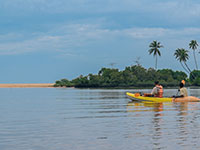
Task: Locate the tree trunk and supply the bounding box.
[180,62,190,74]
[184,62,195,79]
[184,62,192,73]
[155,55,157,70]
[193,50,198,70]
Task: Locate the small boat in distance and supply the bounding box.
[126,92,200,103]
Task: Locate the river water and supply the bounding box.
[0,88,200,150]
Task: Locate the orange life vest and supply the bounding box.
[155,85,163,98]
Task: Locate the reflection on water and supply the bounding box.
[127,96,200,150]
[0,88,200,150]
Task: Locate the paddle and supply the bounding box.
[172,89,181,98]
[176,89,180,96]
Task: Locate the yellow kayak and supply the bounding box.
[126,92,200,103]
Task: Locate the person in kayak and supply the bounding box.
[172,82,188,98]
[178,82,188,97]
[151,81,163,98]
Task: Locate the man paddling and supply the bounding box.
[174,82,188,98]
[172,80,188,98]
[179,82,188,97]
[151,81,163,98]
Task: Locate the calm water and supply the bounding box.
[0,88,200,150]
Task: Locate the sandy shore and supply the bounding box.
[0,83,54,88]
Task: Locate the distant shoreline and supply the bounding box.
[0,83,54,88]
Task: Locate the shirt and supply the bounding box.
[180,87,188,97]
[151,86,158,95]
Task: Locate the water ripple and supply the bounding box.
[0,88,200,150]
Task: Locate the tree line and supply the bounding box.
[54,65,200,88]
[55,40,200,88]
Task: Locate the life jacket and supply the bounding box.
[155,85,163,98]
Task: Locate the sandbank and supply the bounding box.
[0,83,54,88]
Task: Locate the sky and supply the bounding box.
[1,0,200,83]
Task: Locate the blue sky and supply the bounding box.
[1,0,200,83]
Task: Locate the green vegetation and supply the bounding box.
[54,65,189,88]
[189,70,200,86]
[55,40,200,88]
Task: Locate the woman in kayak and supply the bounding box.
[151,81,163,98]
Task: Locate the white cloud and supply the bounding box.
[2,0,200,32]
[126,27,200,39]
[0,35,61,55]
[0,24,200,55]
[125,28,168,39]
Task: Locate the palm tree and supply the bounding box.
[174,48,195,78]
[148,40,163,70]
[189,40,199,70]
